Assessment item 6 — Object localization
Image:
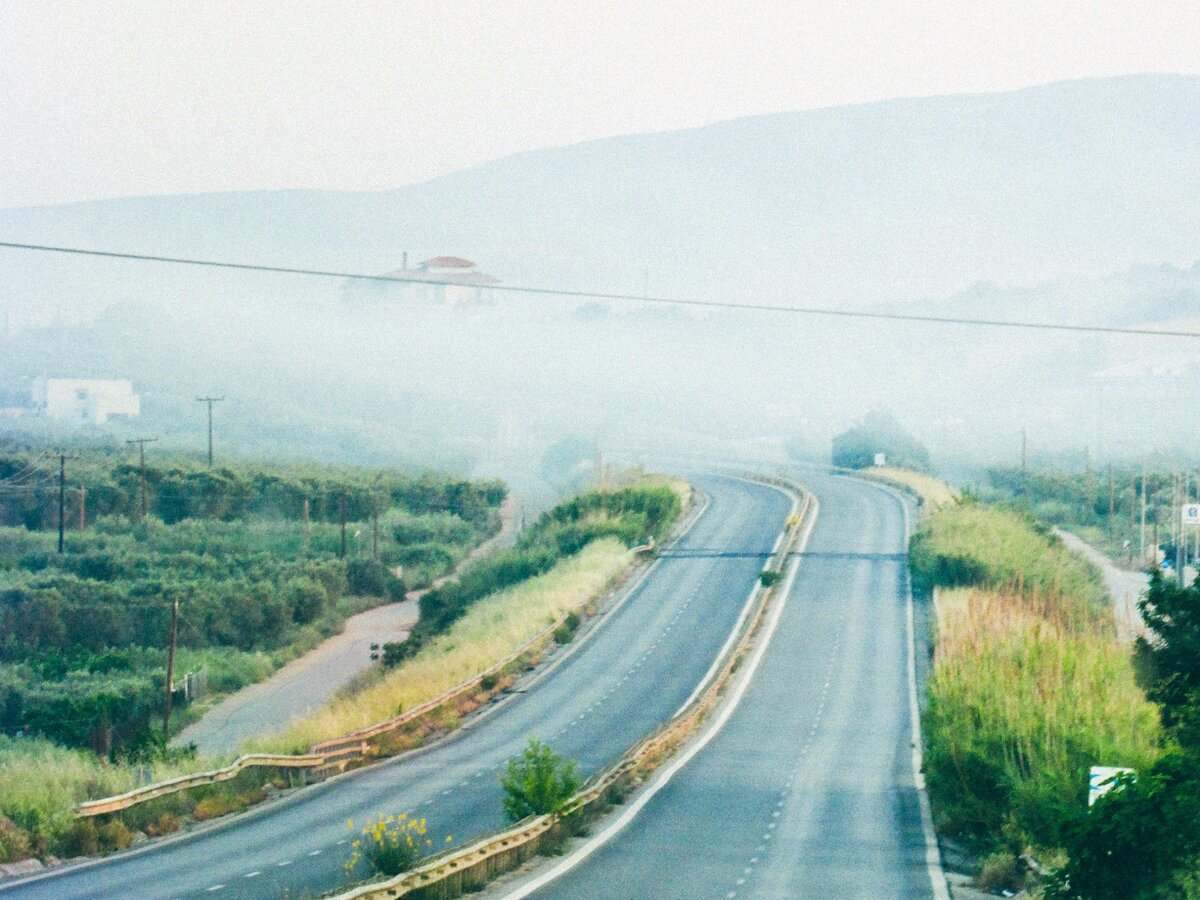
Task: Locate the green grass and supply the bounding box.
[910,501,1109,621]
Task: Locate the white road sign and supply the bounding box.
[1183,504,1200,526]
[1089,766,1135,806]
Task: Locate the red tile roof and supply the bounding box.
[420,256,475,268]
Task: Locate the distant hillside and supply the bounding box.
[2,74,1199,317]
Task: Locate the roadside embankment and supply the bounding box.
[909,486,1160,892]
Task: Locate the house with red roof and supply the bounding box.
[378,256,501,306]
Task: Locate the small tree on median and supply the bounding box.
[501,738,581,822]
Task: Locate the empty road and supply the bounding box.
[514,469,937,899]
[1,475,791,900]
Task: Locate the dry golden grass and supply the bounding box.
[248,538,632,754]
[926,587,1160,851]
[861,466,959,509]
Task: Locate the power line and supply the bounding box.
[2,240,1199,339]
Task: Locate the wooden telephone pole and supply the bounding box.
[57,453,80,553]
[163,596,179,738]
[126,437,158,520]
[339,492,348,559]
[195,397,224,465]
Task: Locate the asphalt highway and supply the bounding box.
[517,469,935,899]
[0,474,791,900]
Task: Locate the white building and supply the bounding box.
[383,256,500,305]
[31,378,140,425]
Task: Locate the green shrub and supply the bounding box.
[144,812,180,837]
[57,819,99,858]
[0,814,32,863]
[501,738,581,822]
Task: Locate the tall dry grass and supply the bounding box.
[862,466,960,509]
[0,736,201,852]
[248,539,631,754]
[925,587,1160,854]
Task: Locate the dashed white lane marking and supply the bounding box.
[244,871,261,878]
[276,860,291,867]
[336,839,348,845]
[206,886,225,893]
[308,849,322,856]
[423,798,435,805]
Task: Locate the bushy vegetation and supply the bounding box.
[910,501,1108,616]
[982,465,1183,564]
[912,493,1161,874]
[831,410,930,471]
[1046,571,1200,898]
[926,588,1159,856]
[345,813,440,877]
[0,444,504,533]
[0,441,503,861]
[384,485,680,664]
[501,738,581,822]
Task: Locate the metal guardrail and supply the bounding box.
[329,480,813,900]
[76,539,662,819]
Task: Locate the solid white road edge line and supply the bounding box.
[500,489,818,900]
[860,479,951,900]
[671,478,799,718]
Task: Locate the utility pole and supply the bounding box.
[1084,447,1094,522]
[1108,464,1115,540]
[195,397,224,466]
[303,498,311,555]
[339,492,348,559]
[1177,472,1186,586]
[126,437,159,520]
[371,500,380,562]
[78,484,86,530]
[1140,465,1147,567]
[163,596,179,738]
[57,453,79,553]
[1021,428,1027,476]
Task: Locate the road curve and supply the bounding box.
[514,469,934,899]
[0,475,791,900]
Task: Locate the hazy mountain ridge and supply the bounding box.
[2,74,1199,319]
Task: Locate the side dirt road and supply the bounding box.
[173,495,519,756]
[1054,528,1147,642]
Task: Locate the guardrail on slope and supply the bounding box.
[329,479,813,900]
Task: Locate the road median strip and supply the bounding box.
[326,477,814,900]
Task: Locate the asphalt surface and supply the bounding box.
[0,474,791,900]
[518,469,933,899]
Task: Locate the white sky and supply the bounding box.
[2,1,1198,208]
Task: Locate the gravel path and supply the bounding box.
[1055,528,1147,641]
[173,496,519,756]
